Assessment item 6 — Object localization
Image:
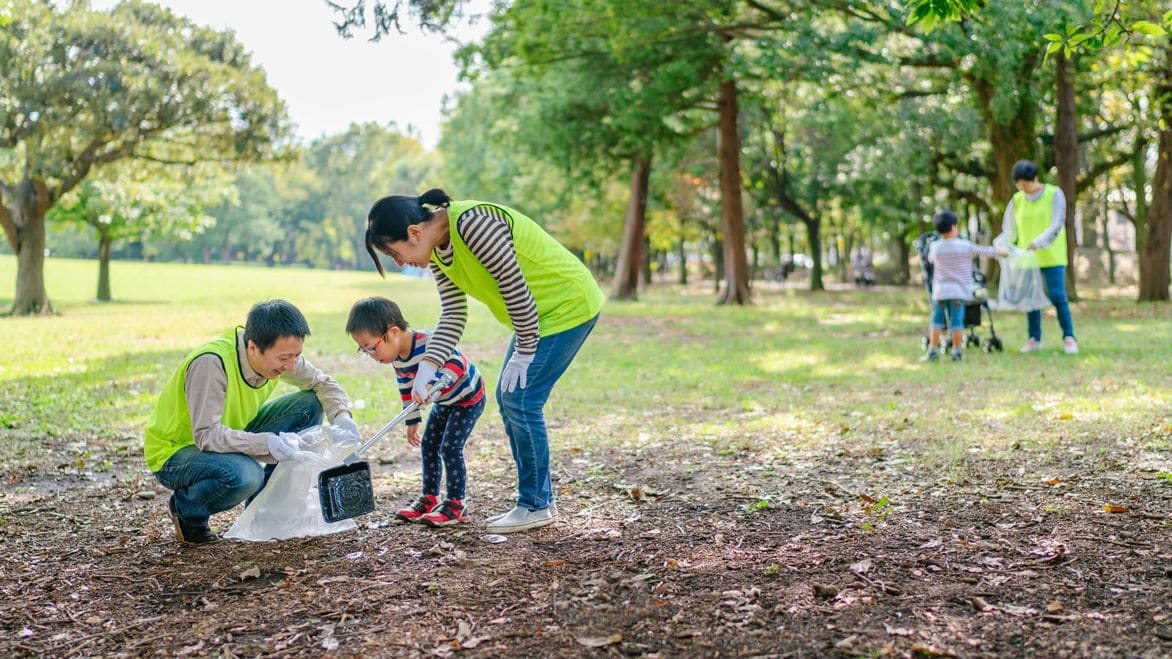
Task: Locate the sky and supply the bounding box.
[90,0,490,149]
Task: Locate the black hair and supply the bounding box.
[1011,160,1039,182]
[346,297,409,336]
[243,299,310,352]
[364,188,452,277]
[933,209,958,234]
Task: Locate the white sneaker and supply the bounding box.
[485,505,556,533]
[1020,339,1043,353]
[486,501,556,523]
[1063,337,1079,354]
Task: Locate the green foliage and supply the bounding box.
[905,0,987,32]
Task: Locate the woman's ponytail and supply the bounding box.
[418,188,452,208]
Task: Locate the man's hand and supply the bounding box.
[266,432,303,461]
[406,424,421,448]
[500,351,534,393]
[412,362,438,405]
[334,415,361,444]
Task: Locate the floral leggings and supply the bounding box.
[419,396,485,501]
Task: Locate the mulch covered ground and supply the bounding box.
[2,424,1170,658]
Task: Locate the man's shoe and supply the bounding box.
[168,496,218,545]
[485,505,556,534]
[1020,339,1043,353]
[951,349,963,362]
[395,494,438,522]
[1063,337,1079,354]
[487,500,557,523]
[919,349,939,363]
[421,499,469,527]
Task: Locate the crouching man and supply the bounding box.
[143,299,361,544]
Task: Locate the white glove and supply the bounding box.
[411,361,439,404]
[334,415,361,444]
[266,432,302,461]
[500,351,534,393]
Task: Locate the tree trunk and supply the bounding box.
[1055,49,1080,300]
[5,179,54,315]
[96,232,112,302]
[677,238,688,285]
[610,156,651,300]
[894,231,911,285]
[804,218,824,291]
[642,236,653,286]
[711,236,723,293]
[715,77,751,305]
[1101,179,1116,285]
[1140,84,1172,300]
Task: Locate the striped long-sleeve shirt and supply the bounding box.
[423,204,541,368]
[392,330,485,426]
[927,237,997,301]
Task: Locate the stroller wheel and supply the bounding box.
[983,342,992,353]
[921,336,929,351]
[990,337,1003,352]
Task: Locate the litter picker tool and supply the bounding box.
[318,373,453,523]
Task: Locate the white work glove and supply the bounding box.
[411,361,439,405]
[334,415,361,444]
[500,351,534,393]
[266,432,302,462]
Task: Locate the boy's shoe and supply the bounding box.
[421,499,469,527]
[919,349,939,363]
[1020,339,1043,353]
[485,505,557,534]
[168,496,218,545]
[395,494,438,522]
[951,349,963,362]
[1063,337,1079,354]
[486,500,557,524]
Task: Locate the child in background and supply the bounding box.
[922,209,1007,362]
[347,297,486,527]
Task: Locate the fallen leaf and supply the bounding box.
[544,560,566,567]
[575,635,621,647]
[461,637,490,649]
[849,559,872,575]
[1103,504,1129,513]
[239,566,260,581]
[1046,602,1064,612]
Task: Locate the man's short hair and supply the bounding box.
[1011,160,1040,182]
[243,300,310,352]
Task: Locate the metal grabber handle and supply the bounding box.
[341,372,455,465]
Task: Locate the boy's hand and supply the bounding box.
[406,424,421,447]
[995,246,1010,257]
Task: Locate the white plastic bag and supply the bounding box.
[225,424,359,541]
[993,244,1050,312]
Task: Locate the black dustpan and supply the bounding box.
[318,374,452,523]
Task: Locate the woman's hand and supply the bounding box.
[500,351,534,393]
[412,362,438,405]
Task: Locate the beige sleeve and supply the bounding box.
[278,356,351,422]
[185,354,273,460]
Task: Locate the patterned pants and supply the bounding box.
[420,396,485,501]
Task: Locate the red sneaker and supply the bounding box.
[395,494,438,522]
[421,499,469,527]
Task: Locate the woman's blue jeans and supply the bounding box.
[1027,265,1076,341]
[153,390,322,526]
[495,314,598,511]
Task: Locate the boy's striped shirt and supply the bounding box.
[391,330,484,426]
[927,237,997,301]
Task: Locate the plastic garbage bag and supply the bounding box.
[225,424,360,541]
[992,241,1051,313]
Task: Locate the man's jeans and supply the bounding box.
[1027,265,1076,342]
[154,390,322,526]
[496,315,598,511]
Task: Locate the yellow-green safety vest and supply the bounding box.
[1012,184,1067,267]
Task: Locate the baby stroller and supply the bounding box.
[914,231,1003,353]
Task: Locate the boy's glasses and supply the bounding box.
[357,336,384,356]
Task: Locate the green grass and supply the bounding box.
[1,255,1169,480]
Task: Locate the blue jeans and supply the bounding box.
[1027,265,1076,341]
[496,314,599,511]
[420,395,486,501]
[154,390,322,526]
[930,299,965,331]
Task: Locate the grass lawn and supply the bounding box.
[1,255,1169,656]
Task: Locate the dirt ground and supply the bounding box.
[2,420,1170,658]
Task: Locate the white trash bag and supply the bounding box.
[225,424,359,541]
[992,242,1051,313]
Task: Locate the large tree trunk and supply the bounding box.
[610,156,651,301]
[4,179,54,315]
[1055,50,1080,301]
[96,232,112,301]
[1140,57,1172,301]
[676,238,688,285]
[715,77,751,305]
[804,218,824,291]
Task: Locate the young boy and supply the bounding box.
[347,297,486,527]
[922,209,1007,362]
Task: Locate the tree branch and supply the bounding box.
[1077,152,1131,190]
